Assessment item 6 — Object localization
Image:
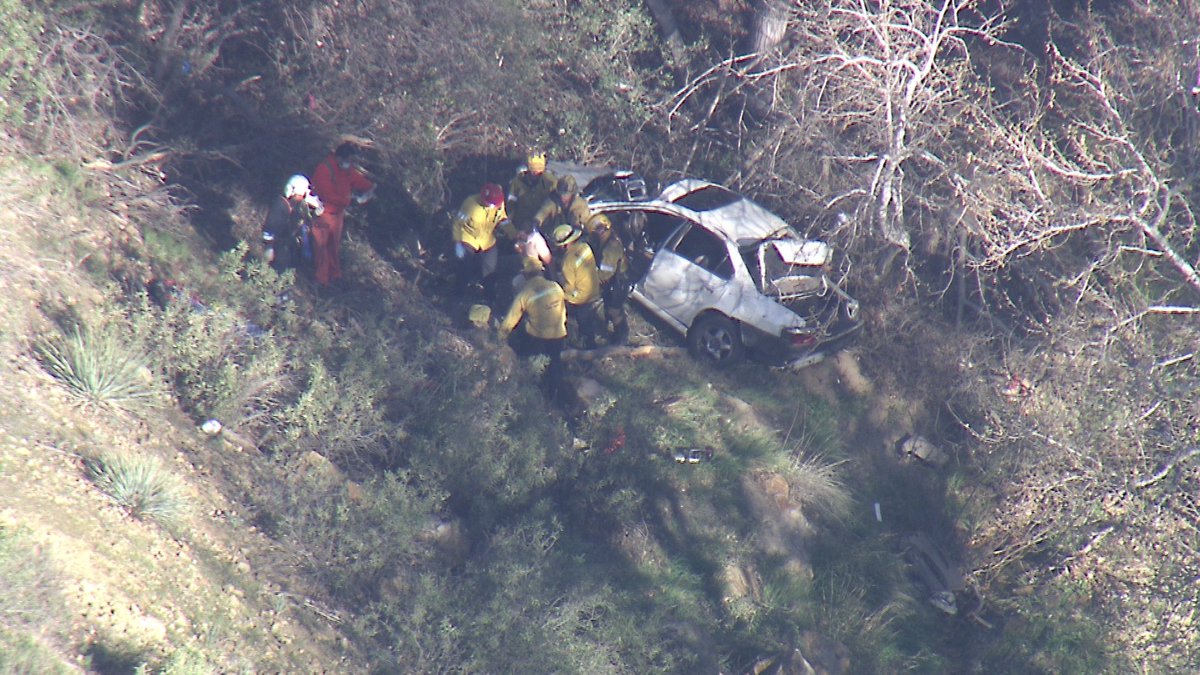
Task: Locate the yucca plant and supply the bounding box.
[85,454,188,528]
[35,327,161,413]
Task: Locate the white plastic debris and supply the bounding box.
[201,419,223,436]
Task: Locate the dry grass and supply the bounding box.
[783,451,853,522]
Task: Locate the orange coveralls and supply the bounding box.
[310,154,375,285]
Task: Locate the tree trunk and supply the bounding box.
[644,0,685,64]
[740,0,793,121]
[747,0,791,58]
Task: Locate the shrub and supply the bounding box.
[35,327,162,414]
[85,453,189,528]
[0,0,46,126]
[265,469,440,604]
[129,244,295,429]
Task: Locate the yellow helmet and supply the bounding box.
[468,304,492,327]
[555,174,578,196]
[588,214,612,233]
[527,152,547,174]
[552,224,581,246]
[522,255,545,273]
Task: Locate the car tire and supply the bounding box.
[687,314,744,367]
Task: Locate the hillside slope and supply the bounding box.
[0,139,950,672]
[10,1,1200,672]
[0,149,365,671]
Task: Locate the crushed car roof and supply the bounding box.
[595,178,801,245]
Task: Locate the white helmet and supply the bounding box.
[284,174,310,198]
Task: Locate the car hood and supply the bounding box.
[546,160,620,187]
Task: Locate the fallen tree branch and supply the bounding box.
[1152,353,1195,371]
[562,345,686,361]
[1134,447,1200,490]
[83,150,172,171]
[1114,305,1200,331]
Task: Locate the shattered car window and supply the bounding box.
[673,226,733,280]
[757,240,828,299]
[641,212,688,250]
[670,185,740,211]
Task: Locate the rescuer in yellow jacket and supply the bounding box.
[551,224,603,349]
[590,214,630,345]
[533,174,593,233]
[451,183,508,298]
[507,151,558,231]
[498,256,568,398]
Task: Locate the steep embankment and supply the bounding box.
[0,150,364,671]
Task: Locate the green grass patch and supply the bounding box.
[0,627,75,675]
[0,0,47,126]
[0,528,72,673]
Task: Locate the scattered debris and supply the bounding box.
[673,447,714,464]
[750,630,851,675]
[895,433,947,468]
[602,427,626,455]
[901,532,966,615]
[468,304,491,328]
[1001,374,1033,401]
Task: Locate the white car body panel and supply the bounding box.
[591,178,860,364]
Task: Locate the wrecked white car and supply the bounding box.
[591,179,861,367]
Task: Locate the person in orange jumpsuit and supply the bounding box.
[310,142,376,285]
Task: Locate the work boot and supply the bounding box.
[609,318,628,346]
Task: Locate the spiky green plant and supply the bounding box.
[35,328,161,413]
[86,454,188,528]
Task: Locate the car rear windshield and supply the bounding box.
[671,185,741,211]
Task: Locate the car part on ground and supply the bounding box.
[673,447,715,463]
[901,532,967,615]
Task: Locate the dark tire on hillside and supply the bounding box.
[687,313,744,367]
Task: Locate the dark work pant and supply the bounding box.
[456,245,499,299]
[509,332,565,400]
[568,300,604,349]
[601,280,629,345]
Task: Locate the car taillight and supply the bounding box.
[786,331,817,348]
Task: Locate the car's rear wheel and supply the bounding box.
[687,314,744,367]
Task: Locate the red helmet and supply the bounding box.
[480,183,504,207]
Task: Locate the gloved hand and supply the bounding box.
[304,193,325,216]
[454,242,466,259]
